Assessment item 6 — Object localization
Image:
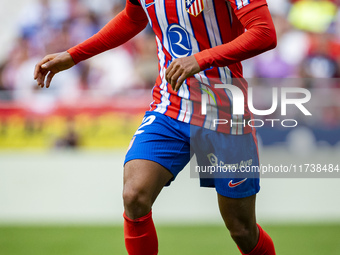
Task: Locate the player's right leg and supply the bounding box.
[123,159,173,219]
[122,111,191,255]
[123,159,173,255]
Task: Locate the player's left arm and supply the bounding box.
[165,2,277,92]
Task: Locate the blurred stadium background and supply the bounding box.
[0,0,340,254]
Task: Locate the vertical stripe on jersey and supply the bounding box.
[171,0,191,122]
[176,0,206,123]
[154,35,169,114]
[146,0,168,113]
[232,114,244,135]
[163,0,184,120]
[203,0,232,83]
[150,37,165,111]
[212,0,236,134]
[213,0,234,44]
[153,0,171,114]
[196,9,219,129]
[209,0,237,134]
[233,114,244,135]
[154,0,169,63]
[179,98,193,123]
[225,92,244,135]
[224,86,244,135]
[181,0,214,94]
[225,89,235,134]
[139,0,153,26]
[201,0,236,131]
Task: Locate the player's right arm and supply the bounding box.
[34,0,148,88]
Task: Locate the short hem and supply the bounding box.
[124,155,176,186]
[214,186,261,199]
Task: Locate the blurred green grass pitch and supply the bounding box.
[0,224,339,254]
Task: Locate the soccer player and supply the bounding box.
[34,0,277,254]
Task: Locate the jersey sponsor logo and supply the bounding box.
[167,24,192,58]
[185,0,204,16]
[228,178,247,188]
[207,153,253,170]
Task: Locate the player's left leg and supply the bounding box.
[218,194,275,255]
[192,125,275,254]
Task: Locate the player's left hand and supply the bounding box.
[165,55,201,92]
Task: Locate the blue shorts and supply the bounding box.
[124,111,260,198]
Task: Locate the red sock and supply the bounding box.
[123,210,158,255]
[239,224,276,255]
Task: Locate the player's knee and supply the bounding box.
[227,221,256,244]
[229,227,252,243]
[123,185,152,218]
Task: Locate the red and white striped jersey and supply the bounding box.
[141,0,267,134]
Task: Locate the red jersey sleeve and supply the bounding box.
[194,3,277,71]
[228,0,268,19]
[67,0,148,64]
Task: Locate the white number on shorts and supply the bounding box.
[134,115,156,135]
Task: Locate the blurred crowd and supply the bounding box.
[0,0,339,112]
[0,0,158,104]
[246,0,340,80]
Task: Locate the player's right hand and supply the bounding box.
[34,51,75,88]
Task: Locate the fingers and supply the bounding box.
[37,69,48,88]
[34,64,46,86]
[170,69,185,92]
[166,65,181,90]
[41,59,55,70]
[46,72,55,88]
[165,62,176,85]
[174,73,189,92]
[34,52,75,88]
[166,61,183,91]
[165,56,201,92]
[38,70,56,88]
[34,55,53,80]
[40,61,56,88]
[33,64,39,80]
[166,62,188,92]
[34,54,59,88]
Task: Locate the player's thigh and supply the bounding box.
[123,111,191,212]
[124,111,191,185]
[123,159,173,207]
